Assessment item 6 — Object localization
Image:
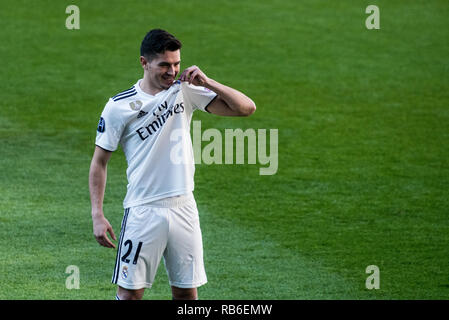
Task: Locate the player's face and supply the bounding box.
[144,50,181,91]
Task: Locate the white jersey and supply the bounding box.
[95,79,217,208]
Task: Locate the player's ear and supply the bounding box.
[140,56,148,70]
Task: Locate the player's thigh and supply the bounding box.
[164,202,207,288]
[113,206,169,289]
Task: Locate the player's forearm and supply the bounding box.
[89,161,107,219]
[205,78,256,116]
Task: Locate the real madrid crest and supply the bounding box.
[121,265,129,279]
[129,100,143,111]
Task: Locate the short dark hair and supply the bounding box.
[140,29,182,61]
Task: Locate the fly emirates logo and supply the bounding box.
[135,100,185,140]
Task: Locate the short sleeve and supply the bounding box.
[181,82,217,113]
[95,99,124,152]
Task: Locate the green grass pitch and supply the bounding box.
[0,0,448,299]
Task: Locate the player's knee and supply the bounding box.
[117,286,145,300]
[171,286,197,300]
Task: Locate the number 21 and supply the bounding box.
[121,240,143,265]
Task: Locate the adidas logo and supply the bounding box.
[137,110,148,119]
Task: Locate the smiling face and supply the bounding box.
[140,50,181,94]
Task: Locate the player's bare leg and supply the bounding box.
[171,286,198,300]
[116,286,145,300]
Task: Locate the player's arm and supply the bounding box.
[89,145,117,248]
[179,65,256,117]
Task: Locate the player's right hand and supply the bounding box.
[92,215,117,248]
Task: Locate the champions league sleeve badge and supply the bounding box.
[97,117,105,132]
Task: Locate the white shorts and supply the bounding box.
[111,193,207,290]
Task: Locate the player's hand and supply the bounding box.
[92,215,117,248]
[178,65,210,87]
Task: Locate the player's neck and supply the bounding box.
[140,76,164,96]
